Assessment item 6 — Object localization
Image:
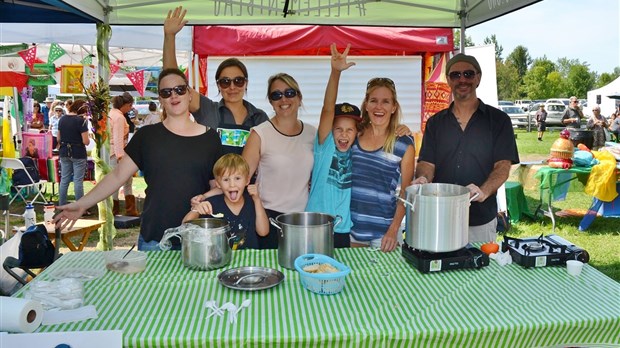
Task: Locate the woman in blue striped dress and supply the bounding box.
[350,78,416,252]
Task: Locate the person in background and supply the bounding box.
[413,53,519,243]
[164,6,268,155]
[608,112,620,142]
[535,104,547,141]
[49,105,63,150]
[561,96,584,128]
[349,77,415,252]
[242,73,316,249]
[63,99,73,116]
[183,153,268,250]
[57,99,90,212]
[42,96,53,127]
[55,68,223,251]
[110,92,139,217]
[586,106,608,150]
[30,102,44,130]
[141,102,161,126]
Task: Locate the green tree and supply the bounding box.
[556,57,581,78]
[565,64,595,98]
[597,72,616,88]
[523,57,558,99]
[506,46,532,78]
[483,35,503,61]
[496,60,519,100]
[453,29,474,50]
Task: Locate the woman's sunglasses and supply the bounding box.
[269,88,298,101]
[217,76,247,89]
[367,77,395,89]
[448,70,477,81]
[158,85,188,99]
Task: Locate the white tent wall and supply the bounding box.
[207,56,423,130]
[587,76,620,117]
[464,44,499,108]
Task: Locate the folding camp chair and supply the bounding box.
[1,157,48,205]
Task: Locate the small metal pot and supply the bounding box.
[397,183,477,253]
[161,218,232,271]
[270,212,340,269]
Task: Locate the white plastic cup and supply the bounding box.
[566,260,584,277]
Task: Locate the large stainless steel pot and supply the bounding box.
[160,218,232,271]
[398,183,476,252]
[269,212,340,269]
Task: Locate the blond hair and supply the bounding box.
[213,154,250,178]
[360,78,402,154]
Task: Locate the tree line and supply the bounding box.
[455,30,620,101]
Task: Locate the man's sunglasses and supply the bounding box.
[269,88,298,101]
[158,85,188,99]
[217,76,247,89]
[448,70,477,81]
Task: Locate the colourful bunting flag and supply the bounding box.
[18,46,37,71]
[47,43,66,64]
[126,70,145,97]
[83,65,97,88]
[109,63,120,78]
[80,55,93,66]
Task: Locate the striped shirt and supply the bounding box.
[350,135,414,241]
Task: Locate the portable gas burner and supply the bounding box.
[502,234,589,268]
[401,242,489,273]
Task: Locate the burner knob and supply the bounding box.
[574,250,590,263]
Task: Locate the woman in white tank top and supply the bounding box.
[242,73,317,249]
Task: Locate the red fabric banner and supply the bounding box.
[193,25,453,57]
[0,71,29,89]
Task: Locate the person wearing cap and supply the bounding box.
[414,53,519,243]
[535,103,547,141]
[50,105,64,149]
[306,44,359,248]
[42,96,54,127]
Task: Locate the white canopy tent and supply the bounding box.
[587,76,620,117]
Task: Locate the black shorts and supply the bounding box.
[334,232,350,248]
[537,121,546,131]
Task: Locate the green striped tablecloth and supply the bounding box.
[18,248,620,347]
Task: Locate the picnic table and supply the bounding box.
[13,248,620,347]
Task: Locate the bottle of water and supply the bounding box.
[44,204,55,225]
[24,204,36,229]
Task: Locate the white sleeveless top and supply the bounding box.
[253,120,316,213]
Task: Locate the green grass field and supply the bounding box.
[4,128,619,281]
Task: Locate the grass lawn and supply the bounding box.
[4,128,619,282]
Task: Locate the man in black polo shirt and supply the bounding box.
[414,53,519,243]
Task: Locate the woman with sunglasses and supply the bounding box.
[109,92,139,217]
[164,6,268,156]
[242,73,317,249]
[349,77,416,253]
[30,102,45,130]
[55,68,223,251]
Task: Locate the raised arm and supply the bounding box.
[163,6,200,113]
[317,43,355,144]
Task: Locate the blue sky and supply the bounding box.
[466,0,619,74]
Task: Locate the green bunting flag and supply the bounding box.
[81,55,93,65]
[47,43,66,64]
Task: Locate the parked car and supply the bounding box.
[529,102,566,126]
[546,98,571,107]
[514,99,532,112]
[501,105,530,128]
[499,100,514,106]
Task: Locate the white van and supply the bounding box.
[514,100,532,111]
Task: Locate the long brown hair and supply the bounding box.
[158,68,189,121]
[360,78,402,154]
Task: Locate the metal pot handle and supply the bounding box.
[269,217,283,238]
[333,215,343,228]
[159,225,186,251]
[469,192,480,202]
[396,196,414,211]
